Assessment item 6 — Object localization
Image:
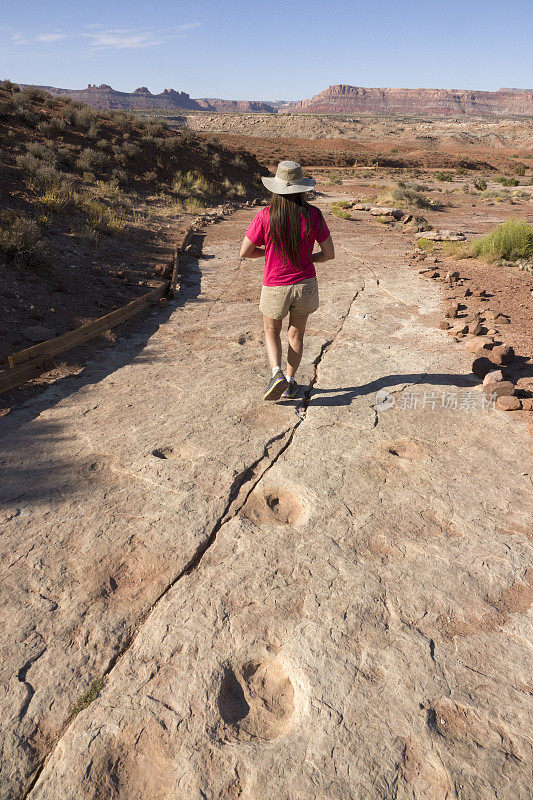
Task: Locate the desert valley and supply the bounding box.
[0,66,532,800]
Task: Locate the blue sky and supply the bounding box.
[1,0,531,100]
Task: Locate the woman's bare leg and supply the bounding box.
[286,311,308,379]
[263,314,283,370]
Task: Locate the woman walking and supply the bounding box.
[240,161,335,401]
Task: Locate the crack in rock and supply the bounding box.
[23,280,363,797]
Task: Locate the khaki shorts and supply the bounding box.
[259,277,319,320]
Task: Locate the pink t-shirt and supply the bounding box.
[245,204,330,286]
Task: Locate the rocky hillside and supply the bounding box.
[21,83,276,113]
[0,80,266,368]
[281,84,533,117]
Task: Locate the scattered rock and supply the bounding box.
[352,203,372,211]
[521,398,533,411]
[438,320,450,330]
[447,323,468,335]
[370,206,403,219]
[488,345,515,365]
[428,271,440,278]
[467,321,483,335]
[414,230,466,241]
[482,370,503,385]
[464,338,491,354]
[496,395,522,411]
[444,305,459,318]
[483,380,515,398]
[472,356,496,379]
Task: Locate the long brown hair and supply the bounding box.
[268,192,312,267]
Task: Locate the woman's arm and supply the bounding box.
[312,235,335,263]
[240,236,265,259]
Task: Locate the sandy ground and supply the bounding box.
[1,195,531,799]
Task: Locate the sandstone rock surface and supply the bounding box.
[1,207,531,800]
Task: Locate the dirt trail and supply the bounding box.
[1,202,531,800]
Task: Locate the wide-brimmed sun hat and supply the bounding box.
[261,160,316,195]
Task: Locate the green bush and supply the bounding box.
[514,164,526,176]
[470,218,533,262]
[328,171,342,185]
[474,178,487,191]
[435,172,453,181]
[495,176,520,187]
[331,206,351,220]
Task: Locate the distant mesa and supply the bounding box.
[17,82,277,113]
[280,84,533,117]
[16,81,533,116]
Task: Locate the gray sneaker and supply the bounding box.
[281,381,298,399]
[263,370,288,401]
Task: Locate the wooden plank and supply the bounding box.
[0,357,55,395]
[170,251,179,298]
[4,222,196,391]
[178,227,195,252]
[9,282,169,367]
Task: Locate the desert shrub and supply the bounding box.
[391,183,434,209]
[25,141,56,164]
[144,169,158,182]
[37,180,75,214]
[174,170,214,203]
[81,197,126,235]
[416,238,435,252]
[56,147,74,169]
[111,168,128,186]
[331,204,351,219]
[474,178,487,191]
[470,218,533,262]
[455,166,467,176]
[145,118,167,135]
[76,147,109,173]
[73,106,98,131]
[1,79,20,92]
[332,200,351,209]
[0,209,43,261]
[86,122,101,139]
[211,152,221,168]
[14,106,40,128]
[435,172,453,181]
[96,138,109,151]
[328,171,342,185]
[23,86,48,101]
[37,117,67,136]
[232,155,247,169]
[495,176,520,186]
[480,189,507,202]
[514,163,526,176]
[93,180,132,209]
[121,142,142,159]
